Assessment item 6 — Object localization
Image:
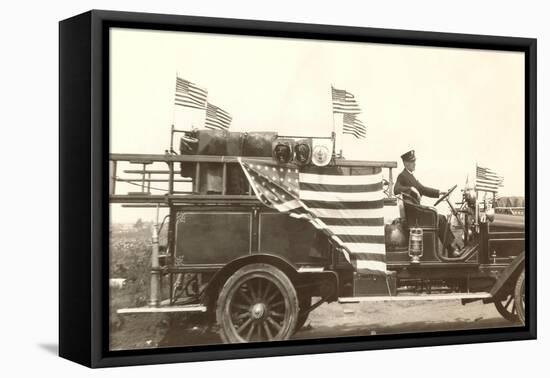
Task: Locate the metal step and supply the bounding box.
[117,303,207,314]
[338,292,491,303]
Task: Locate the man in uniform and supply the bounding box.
[394,150,462,257]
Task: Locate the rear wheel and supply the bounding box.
[514,270,525,325]
[216,263,299,343]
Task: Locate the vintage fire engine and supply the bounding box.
[112,128,525,343]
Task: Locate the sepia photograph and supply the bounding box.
[108,26,526,351]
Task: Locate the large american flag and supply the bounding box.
[476,165,504,192]
[331,86,361,114]
[239,158,387,274]
[174,77,208,110]
[205,102,232,131]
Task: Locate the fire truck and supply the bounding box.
[112,129,525,343]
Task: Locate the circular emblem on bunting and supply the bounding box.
[312,145,331,166]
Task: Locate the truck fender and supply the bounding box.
[486,251,525,303]
[201,254,299,311]
[201,254,338,312]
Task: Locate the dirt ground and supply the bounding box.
[111,298,518,350]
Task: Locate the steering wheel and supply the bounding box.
[181,135,199,144]
[434,184,457,207]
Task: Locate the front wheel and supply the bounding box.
[514,270,525,325]
[216,263,299,343]
[494,293,519,322]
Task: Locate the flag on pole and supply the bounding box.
[331,86,361,114]
[343,113,367,139]
[205,102,232,131]
[174,77,208,110]
[239,158,387,275]
[475,165,504,192]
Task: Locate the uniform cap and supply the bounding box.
[401,150,416,162]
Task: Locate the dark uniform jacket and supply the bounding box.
[394,169,439,205]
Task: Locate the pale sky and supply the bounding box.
[110,28,525,223]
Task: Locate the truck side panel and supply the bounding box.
[175,211,252,265]
[172,207,330,266]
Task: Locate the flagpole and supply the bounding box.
[331,84,335,134]
[330,85,335,159]
[335,116,343,158]
[330,84,342,158]
[203,101,209,130]
[169,72,178,154]
[474,161,479,228]
[332,112,337,160]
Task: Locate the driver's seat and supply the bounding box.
[403,201,438,229]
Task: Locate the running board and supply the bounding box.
[338,292,492,303]
[117,303,207,314]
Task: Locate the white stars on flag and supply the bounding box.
[240,160,301,209]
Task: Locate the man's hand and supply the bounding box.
[410,187,421,200]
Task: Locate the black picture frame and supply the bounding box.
[59,9,537,368]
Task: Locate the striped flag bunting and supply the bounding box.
[475,165,504,192]
[331,86,361,114]
[174,77,208,110]
[205,102,232,131]
[239,158,387,275]
[343,113,367,139]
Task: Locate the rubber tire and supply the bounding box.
[216,263,299,343]
[514,270,525,325]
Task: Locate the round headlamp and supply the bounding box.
[485,207,495,222]
[294,142,311,165]
[464,189,477,207]
[272,140,293,164]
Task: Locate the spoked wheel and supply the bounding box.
[494,292,519,322]
[216,264,299,343]
[514,270,525,325]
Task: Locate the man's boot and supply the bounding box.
[449,241,463,257]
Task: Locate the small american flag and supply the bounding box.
[343,113,366,139]
[174,77,208,110]
[205,102,232,131]
[331,86,361,114]
[476,165,504,192]
[239,158,387,275]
